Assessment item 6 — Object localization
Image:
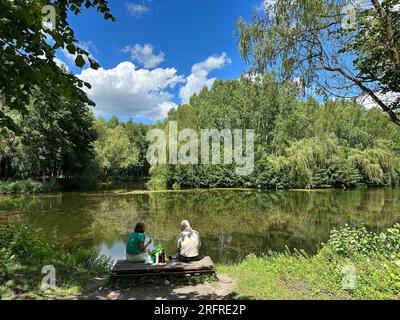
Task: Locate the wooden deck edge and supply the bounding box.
[110,268,216,279]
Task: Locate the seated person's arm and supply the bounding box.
[176,234,182,254]
[140,238,152,252]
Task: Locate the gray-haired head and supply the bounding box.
[180,220,191,231]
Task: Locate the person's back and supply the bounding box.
[126,231,145,255]
[176,220,201,261]
[126,221,152,263]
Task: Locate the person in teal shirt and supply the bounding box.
[126,222,152,262]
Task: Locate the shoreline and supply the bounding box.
[1,181,397,196]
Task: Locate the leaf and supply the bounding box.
[75,55,86,68]
[84,82,92,89]
[89,58,99,70]
[66,44,76,55]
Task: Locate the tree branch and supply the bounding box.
[322,64,400,124]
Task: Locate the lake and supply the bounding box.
[1,188,400,263]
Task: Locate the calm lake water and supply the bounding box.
[1,188,400,263]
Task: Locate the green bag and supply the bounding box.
[150,245,167,263]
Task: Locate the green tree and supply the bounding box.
[237,0,400,124]
[124,119,151,177]
[149,75,400,190]
[94,119,139,180]
[12,94,96,181]
[0,0,114,131]
[0,127,19,179]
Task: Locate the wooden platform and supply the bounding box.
[110,256,216,278]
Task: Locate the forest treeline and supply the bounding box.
[149,74,400,190]
[0,91,150,190]
[1,73,400,191]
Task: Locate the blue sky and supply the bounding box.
[56,0,261,124]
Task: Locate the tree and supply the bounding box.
[237,0,400,124]
[124,120,151,176]
[94,119,139,179]
[0,127,19,179]
[149,76,400,189]
[0,0,114,131]
[12,94,97,180]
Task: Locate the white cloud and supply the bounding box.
[78,61,184,119]
[158,101,178,117]
[179,53,231,104]
[127,3,149,17]
[358,91,400,109]
[122,43,165,69]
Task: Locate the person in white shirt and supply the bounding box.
[176,220,202,262]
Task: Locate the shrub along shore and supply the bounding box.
[0,226,112,299]
[0,180,59,194]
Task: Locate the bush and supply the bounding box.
[0,180,59,194]
[0,226,112,299]
[327,224,400,258]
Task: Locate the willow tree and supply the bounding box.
[237,0,400,124]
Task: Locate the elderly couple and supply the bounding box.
[126,220,201,263]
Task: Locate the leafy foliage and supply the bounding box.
[237,0,400,124]
[328,223,400,258]
[0,0,114,131]
[0,179,59,194]
[0,102,151,190]
[8,93,97,181]
[94,118,140,180]
[220,224,400,300]
[0,225,112,299]
[150,75,400,189]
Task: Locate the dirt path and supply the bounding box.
[80,274,235,300]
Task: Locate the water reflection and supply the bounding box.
[1,188,399,263]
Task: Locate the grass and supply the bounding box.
[218,224,400,300]
[0,226,112,300]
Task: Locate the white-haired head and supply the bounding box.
[180,220,191,231]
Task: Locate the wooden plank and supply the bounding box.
[111,256,215,277]
[110,269,215,279]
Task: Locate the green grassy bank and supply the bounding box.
[0,226,112,299]
[219,224,400,300]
